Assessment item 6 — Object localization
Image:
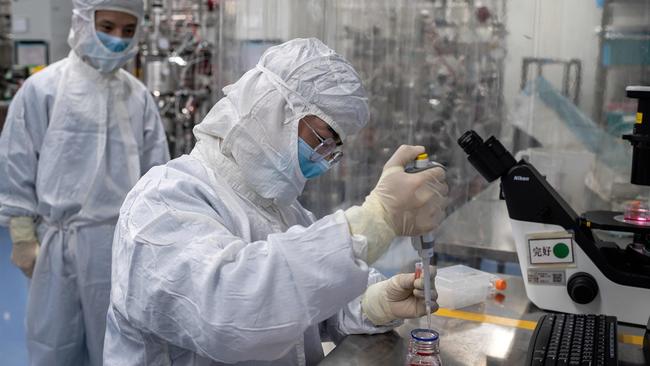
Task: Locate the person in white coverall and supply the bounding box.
[0,0,170,365]
[103,38,448,366]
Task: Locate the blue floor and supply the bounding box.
[0,226,29,365]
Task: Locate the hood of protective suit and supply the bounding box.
[193,38,369,207]
[68,0,143,73]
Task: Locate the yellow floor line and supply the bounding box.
[435,308,644,346]
[435,308,538,330]
[620,334,644,346]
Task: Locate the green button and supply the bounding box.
[553,243,570,259]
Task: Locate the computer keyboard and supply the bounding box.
[526,313,618,366]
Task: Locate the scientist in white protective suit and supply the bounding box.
[0,0,170,365]
[103,38,448,366]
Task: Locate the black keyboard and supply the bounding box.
[526,313,618,366]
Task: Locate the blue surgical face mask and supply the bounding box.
[96,31,132,53]
[298,137,331,179]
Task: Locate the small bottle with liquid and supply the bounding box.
[405,328,442,366]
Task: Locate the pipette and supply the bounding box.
[414,261,433,329]
[420,234,435,329]
[414,232,435,329]
[406,153,445,329]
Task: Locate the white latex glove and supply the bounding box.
[9,216,40,278]
[345,145,448,263]
[361,266,438,326]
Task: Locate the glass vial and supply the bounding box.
[405,328,442,366]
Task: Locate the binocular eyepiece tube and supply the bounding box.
[458,130,517,183]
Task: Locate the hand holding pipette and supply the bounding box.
[407,153,446,328]
[361,267,438,326]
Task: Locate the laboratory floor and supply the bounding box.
[0,226,29,365]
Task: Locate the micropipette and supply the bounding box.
[420,234,435,329]
[406,153,445,329]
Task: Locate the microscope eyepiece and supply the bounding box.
[457,130,516,182]
[458,130,484,155]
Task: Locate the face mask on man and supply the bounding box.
[74,29,136,73]
[298,137,332,179]
[96,31,132,53]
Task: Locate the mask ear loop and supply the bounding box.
[255,66,323,187]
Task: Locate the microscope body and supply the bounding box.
[503,161,650,325]
[458,87,650,325]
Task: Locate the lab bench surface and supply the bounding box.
[318,274,647,366]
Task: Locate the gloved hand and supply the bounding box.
[361,266,438,326]
[345,145,448,263]
[9,216,40,278]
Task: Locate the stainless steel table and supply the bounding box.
[319,274,647,365]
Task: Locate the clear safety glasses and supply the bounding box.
[304,121,343,164]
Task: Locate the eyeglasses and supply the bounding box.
[304,120,343,164]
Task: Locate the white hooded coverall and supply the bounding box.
[0,1,170,365]
[103,38,399,366]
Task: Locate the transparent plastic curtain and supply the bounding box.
[511,0,650,214]
[140,0,219,156]
[214,0,506,217]
[157,0,650,218]
[304,0,507,217]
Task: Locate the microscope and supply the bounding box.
[457,86,650,326]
